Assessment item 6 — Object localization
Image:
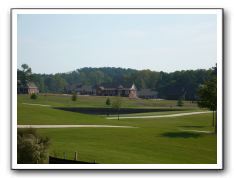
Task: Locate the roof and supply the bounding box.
[98,83,133,88]
[118,85,123,89]
[138,89,158,96]
[78,85,94,91]
[130,84,137,90]
[27,82,38,88]
[66,84,96,91]
[97,83,136,90]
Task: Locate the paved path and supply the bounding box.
[22,103,51,107]
[17,125,137,129]
[106,111,212,120]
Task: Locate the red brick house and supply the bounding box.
[17,81,39,94]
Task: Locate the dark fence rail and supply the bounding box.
[49,156,96,164]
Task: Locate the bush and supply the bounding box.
[71,92,77,101]
[17,128,50,164]
[106,98,111,106]
[30,93,37,99]
[177,98,184,107]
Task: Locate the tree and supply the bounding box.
[20,66,213,97]
[106,97,111,106]
[197,65,217,133]
[17,128,50,164]
[112,96,122,120]
[19,64,32,86]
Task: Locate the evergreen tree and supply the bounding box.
[106,97,111,106]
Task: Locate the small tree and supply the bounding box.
[198,77,217,133]
[177,98,184,107]
[197,65,217,133]
[106,97,111,106]
[71,92,77,101]
[30,93,37,100]
[17,128,50,164]
[112,96,122,120]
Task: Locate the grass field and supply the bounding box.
[17,94,216,164]
[18,94,199,108]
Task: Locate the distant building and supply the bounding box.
[17,81,39,94]
[137,89,158,99]
[66,83,157,99]
[96,83,137,99]
[77,84,96,95]
[65,84,96,95]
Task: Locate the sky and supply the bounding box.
[17,14,217,74]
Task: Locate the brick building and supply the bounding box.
[17,81,39,94]
[96,83,137,99]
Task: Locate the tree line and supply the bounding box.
[18,66,214,100]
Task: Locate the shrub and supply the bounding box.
[106,97,111,106]
[30,93,37,99]
[177,98,184,107]
[71,92,77,101]
[17,128,50,164]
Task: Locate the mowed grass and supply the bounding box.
[36,113,216,164]
[18,94,199,108]
[17,94,216,164]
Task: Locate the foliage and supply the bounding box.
[17,66,212,100]
[198,66,217,111]
[177,98,184,107]
[156,70,212,100]
[197,65,217,133]
[17,64,32,86]
[112,96,122,110]
[197,65,217,110]
[106,98,111,106]
[71,92,77,101]
[197,77,217,111]
[30,93,37,100]
[17,128,50,164]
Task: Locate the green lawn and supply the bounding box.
[17,94,216,164]
[18,94,198,108]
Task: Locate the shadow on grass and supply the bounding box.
[161,131,203,138]
[53,107,183,115]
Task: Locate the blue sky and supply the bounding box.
[17,14,217,74]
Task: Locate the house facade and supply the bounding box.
[17,81,39,94]
[137,89,158,99]
[96,84,137,98]
[67,83,157,99]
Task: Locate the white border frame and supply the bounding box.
[11,8,223,170]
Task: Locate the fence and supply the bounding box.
[49,152,97,164]
[49,156,96,164]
